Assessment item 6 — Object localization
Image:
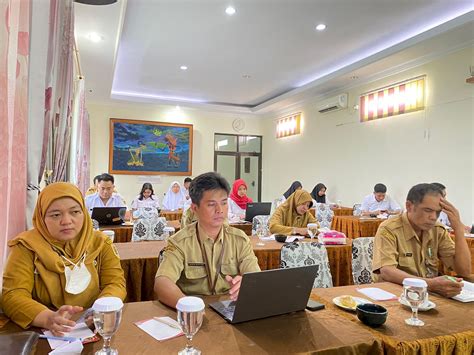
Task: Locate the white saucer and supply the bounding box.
[333,295,372,311]
[398,297,436,311]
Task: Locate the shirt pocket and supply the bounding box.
[184,265,207,280]
[220,263,239,277]
[398,256,416,269]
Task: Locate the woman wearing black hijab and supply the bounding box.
[283,181,303,199]
[311,183,327,203]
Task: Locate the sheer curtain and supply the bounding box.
[0,0,30,284]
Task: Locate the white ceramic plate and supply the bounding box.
[398,297,436,311]
[333,295,372,311]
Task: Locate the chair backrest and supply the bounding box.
[91,219,100,231]
[353,203,362,216]
[315,203,334,229]
[351,237,374,285]
[133,207,159,220]
[132,216,168,242]
[272,196,285,213]
[280,242,333,288]
[252,215,271,236]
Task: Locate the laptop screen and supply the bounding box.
[244,202,271,222]
[91,207,126,226]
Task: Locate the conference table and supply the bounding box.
[310,206,353,217]
[102,221,253,243]
[116,238,353,302]
[313,282,474,355]
[331,215,384,239]
[159,209,183,221]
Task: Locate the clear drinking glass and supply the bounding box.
[177,297,205,355]
[402,278,427,326]
[307,223,319,242]
[92,297,123,355]
[256,225,266,246]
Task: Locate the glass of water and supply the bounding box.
[402,278,427,326]
[307,223,319,242]
[177,296,205,355]
[92,297,123,355]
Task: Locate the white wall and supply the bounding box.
[87,102,265,205]
[261,47,474,223]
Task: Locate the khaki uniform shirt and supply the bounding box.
[156,222,260,295]
[372,213,455,280]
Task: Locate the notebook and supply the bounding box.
[244,202,271,222]
[452,281,474,302]
[209,265,318,324]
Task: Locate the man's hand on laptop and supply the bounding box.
[225,275,242,301]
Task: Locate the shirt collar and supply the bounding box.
[402,212,434,244]
[197,223,224,244]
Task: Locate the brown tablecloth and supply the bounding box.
[331,215,383,239]
[251,238,353,287]
[313,282,474,355]
[230,222,253,236]
[332,207,354,216]
[5,299,382,354]
[160,210,183,221]
[100,220,180,243]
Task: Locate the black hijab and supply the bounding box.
[311,183,327,203]
[283,181,302,199]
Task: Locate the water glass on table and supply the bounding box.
[307,223,319,242]
[402,278,427,326]
[177,296,205,355]
[92,297,123,355]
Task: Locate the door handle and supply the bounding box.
[251,181,255,187]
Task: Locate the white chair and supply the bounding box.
[280,242,333,288]
[132,216,168,242]
[272,196,285,213]
[351,237,374,285]
[353,203,362,216]
[252,215,271,236]
[315,203,334,229]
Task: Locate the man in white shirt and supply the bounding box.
[361,183,401,216]
[85,173,126,214]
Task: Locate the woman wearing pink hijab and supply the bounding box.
[228,179,253,221]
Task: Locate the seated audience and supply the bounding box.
[182,177,193,210]
[131,182,160,211]
[85,173,126,213]
[1,182,126,332]
[361,183,401,216]
[273,181,303,211]
[311,183,332,205]
[269,190,318,236]
[372,183,471,298]
[85,174,101,196]
[162,181,186,210]
[228,179,253,221]
[154,172,260,308]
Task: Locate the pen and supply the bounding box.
[153,317,182,330]
[444,275,461,282]
[39,334,79,342]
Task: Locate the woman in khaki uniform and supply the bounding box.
[269,189,318,236]
[2,182,126,334]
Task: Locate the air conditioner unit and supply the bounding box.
[317,93,348,113]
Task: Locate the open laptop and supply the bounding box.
[244,202,272,222]
[91,207,127,226]
[209,265,318,324]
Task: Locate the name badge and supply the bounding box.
[404,252,413,257]
[188,262,205,267]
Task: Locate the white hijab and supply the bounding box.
[162,181,186,210]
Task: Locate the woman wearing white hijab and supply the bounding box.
[162,181,186,210]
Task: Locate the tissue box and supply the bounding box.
[320,231,346,245]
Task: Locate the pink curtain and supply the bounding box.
[43,0,75,184]
[0,0,30,282]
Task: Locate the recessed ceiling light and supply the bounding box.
[242,74,251,79]
[225,6,236,15]
[180,65,188,70]
[315,24,326,31]
[87,32,103,42]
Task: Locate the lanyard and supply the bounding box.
[196,226,225,295]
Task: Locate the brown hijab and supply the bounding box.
[278,190,315,227]
[9,182,105,274]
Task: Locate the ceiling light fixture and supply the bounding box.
[242,74,251,79]
[225,6,236,15]
[180,65,188,70]
[87,32,103,43]
[315,24,326,31]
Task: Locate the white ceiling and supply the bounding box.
[74,0,474,114]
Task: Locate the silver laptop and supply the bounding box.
[209,265,319,324]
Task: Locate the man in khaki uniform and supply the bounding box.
[372,183,471,298]
[154,172,260,308]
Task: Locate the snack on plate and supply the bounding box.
[340,295,357,309]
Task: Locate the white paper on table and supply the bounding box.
[135,317,183,341]
[286,236,305,242]
[48,340,83,354]
[43,322,94,350]
[452,281,474,302]
[259,235,275,241]
[357,287,397,301]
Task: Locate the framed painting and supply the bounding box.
[109,118,193,175]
